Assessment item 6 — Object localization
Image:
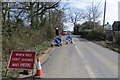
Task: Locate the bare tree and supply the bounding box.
[2,2,61,29]
[84,1,102,29]
[85,1,102,22]
[68,8,84,27]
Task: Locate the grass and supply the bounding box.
[31,39,54,56]
[2,27,60,79]
[93,40,120,53]
[2,39,54,79]
[2,34,62,79]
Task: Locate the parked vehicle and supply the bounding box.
[62,31,70,35]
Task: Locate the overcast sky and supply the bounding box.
[61,0,120,31]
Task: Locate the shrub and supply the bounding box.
[2,27,56,78]
[79,30,90,38]
[80,28,106,41]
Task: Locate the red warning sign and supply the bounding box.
[8,50,36,70]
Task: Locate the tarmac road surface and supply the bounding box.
[42,35,118,78]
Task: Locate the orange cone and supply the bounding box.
[66,42,68,44]
[35,57,43,78]
[70,41,73,44]
[72,40,75,44]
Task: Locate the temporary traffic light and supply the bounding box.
[55,27,59,35]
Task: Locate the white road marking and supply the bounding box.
[75,45,96,78]
[85,44,118,77]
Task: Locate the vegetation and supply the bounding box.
[94,40,120,53]
[79,29,106,41]
[2,2,64,78]
[77,23,120,53]
[71,1,120,52]
[73,1,103,37]
[81,21,102,30]
[75,21,105,40]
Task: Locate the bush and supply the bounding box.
[80,28,106,41]
[3,27,55,53]
[2,27,55,77]
[79,30,90,37]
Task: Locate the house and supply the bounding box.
[110,2,120,44]
[112,21,120,43]
[104,22,112,30]
[112,21,120,31]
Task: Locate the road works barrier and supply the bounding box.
[65,35,75,44]
[51,37,62,47]
[65,40,75,44]
[66,36,72,42]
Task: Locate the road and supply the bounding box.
[42,35,118,78]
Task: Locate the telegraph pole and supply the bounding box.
[103,0,106,28]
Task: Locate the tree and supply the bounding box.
[68,8,85,27]
[2,2,65,77]
[85,1,101,22]
[2,2,61,31]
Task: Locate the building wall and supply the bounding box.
[113,31,120,44]
[118,1,120,21]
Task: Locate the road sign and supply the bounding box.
[54,38,62,44]
[8,50,36,70]
[66,36,72,42]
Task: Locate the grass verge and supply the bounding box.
[93,40,120,53]
[2,37,55,79]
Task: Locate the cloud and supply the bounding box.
[63,22,74,31]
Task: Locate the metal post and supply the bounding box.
[103,0,106,28]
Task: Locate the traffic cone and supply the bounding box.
[71,40,75,44]
[70,41,73,44]
[66,42,68,44]
[35,57,43,78]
